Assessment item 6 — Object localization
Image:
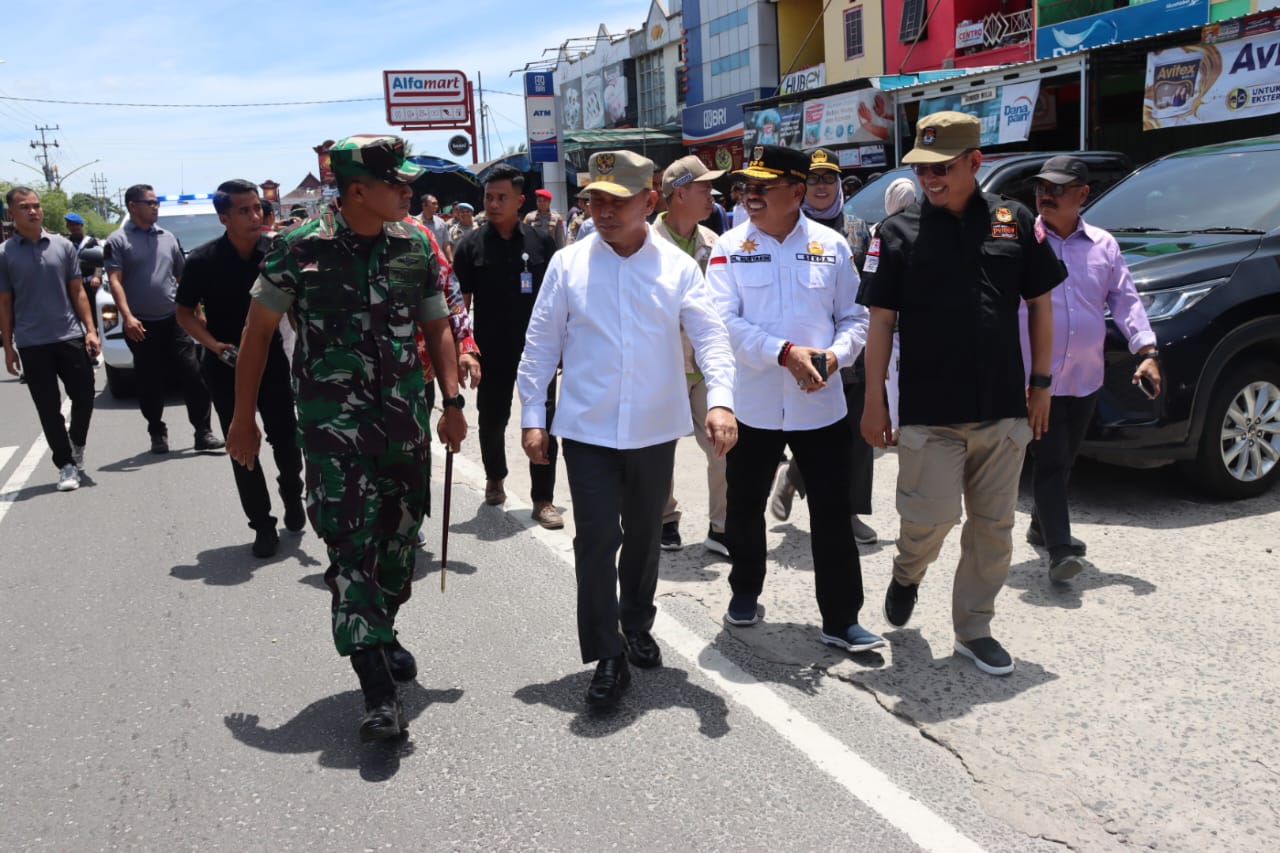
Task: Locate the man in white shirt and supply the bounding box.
[518,150,738,711]
[706,144,884,655]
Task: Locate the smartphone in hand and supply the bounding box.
[810,352,828,382]
[1138,374,1157,399]
[219,345,239,367]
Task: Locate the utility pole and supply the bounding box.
[29,125,60,188]
[478,70,490,162]
[92,173,110,219]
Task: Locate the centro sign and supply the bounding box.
[383,69,471,126]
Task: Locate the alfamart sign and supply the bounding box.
[1144,27,1280,129]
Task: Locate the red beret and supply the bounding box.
[535,188,552,199]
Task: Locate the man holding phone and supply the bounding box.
[706,145,882,655]
[1021,156,1160,582]
[177,179,305,559]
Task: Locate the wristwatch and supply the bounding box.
[1029,374,1053,389]
[441,394,465,410]
[1137,349,1160,362]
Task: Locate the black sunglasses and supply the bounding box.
[806,173,838,186]
[1034,182,1087,198]
[911,154,968,178]
[742,182,794,196]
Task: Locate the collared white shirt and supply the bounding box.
[706,215,867,431]
[518,226,735,450]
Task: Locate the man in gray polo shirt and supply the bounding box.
[105,183,220,455]
[0,186,99,492]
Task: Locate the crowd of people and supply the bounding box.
[0,111,1162,740]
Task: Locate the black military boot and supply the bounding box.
[349,647,405,742]
[384,634,418,682]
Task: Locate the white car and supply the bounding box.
[93,193,222,397]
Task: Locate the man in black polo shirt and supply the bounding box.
[453,163,563,529]
[176,179,304,557]
[858,112,1063,676]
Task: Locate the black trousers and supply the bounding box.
[1031,393,1098,552]
[124,314,211,438]
[726,418,864,632]
[477,350,557,502]
[18,337,95,470]
[562,438,675,664]
[785,380,874,514]
[202,345,303,530]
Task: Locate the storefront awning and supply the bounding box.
[562,127,682,152]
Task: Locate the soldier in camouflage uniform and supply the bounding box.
[226,135,468,742]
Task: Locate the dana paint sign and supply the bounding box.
[383,70,470,125]
[920,81,1041,146]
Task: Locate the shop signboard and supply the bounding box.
[1144,27,1280,128]
[920,81,1042,145]
[1037,0,1210,60]
[800,89,895,148]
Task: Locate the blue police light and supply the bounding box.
[156,193,214,204]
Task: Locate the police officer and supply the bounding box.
[859,112,1064,676]
[226,135,468,742]
[706,145,884,655]
[176,179,305,559]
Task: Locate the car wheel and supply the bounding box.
[104,364,136,398]
[1191,359,1280,498]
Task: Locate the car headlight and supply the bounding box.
[100,304,120,333]
[1136,278,1225,322]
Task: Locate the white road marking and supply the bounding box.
[0,446,16,472]
[0,399,72,528]
[445,451,985,853]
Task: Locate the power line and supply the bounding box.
[0,95,382,109]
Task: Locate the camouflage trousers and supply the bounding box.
[304,445,430,656]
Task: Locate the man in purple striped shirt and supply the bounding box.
[1020,156,1162,583]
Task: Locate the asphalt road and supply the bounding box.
[1,370,1277,852]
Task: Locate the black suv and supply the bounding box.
[1080,134,1280,498]
[843,150,1134,225]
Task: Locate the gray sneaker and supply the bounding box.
[71,444,85,470]
[56,463,81,492]
[851,516,877,544]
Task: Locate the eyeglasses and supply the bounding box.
[911,154,967,178]
[1034,182,1087,198]
[805,173,838,186]
[131,199,161,208]
[742,182,793,197]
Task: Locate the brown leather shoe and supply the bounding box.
[532,501,564,530]
[484,479,506,505]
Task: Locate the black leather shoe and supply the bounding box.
[194,430,225,452]
[623,630,662,669]
[251,526,280,558]
[150,433,170,455]
[351,648,405,741]
[385,637,418,681]
[585,655,631,710]
[884,578,918,628]
[283,499,307,533]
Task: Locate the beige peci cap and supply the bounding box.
[661,154,725,195]
[584,151,655,198]
[902,111,982,164]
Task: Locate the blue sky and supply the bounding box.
[0,1,637,201]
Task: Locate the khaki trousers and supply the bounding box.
[892,418,1032,641]
[662,375,728,533]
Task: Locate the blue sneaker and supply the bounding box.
[820,623,886,653]
[724,595,763,626]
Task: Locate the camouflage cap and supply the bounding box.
[585,151,655,198]
[329,135,425,184]
[902,111,981,164]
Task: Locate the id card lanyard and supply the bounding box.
[520,252,533,294]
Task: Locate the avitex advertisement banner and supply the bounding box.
[1144,27,1280,129]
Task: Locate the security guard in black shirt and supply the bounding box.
[858,111,1064,677]
[453,163,562,529]
[176,179,304,558]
